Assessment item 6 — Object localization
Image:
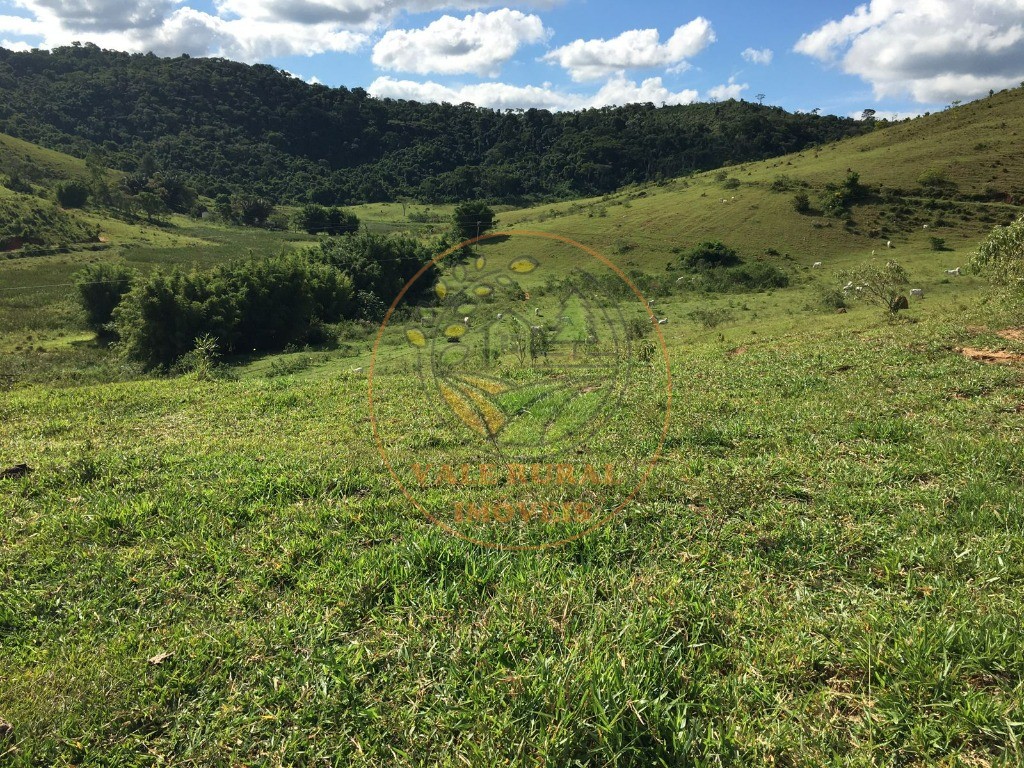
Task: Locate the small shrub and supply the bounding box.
[821,288,848,310]
[839,259,910,314]
[792,192,811,213]
[3,172,33,194]
[55,180,90,209]
[918,168,949,188]
[688,307,734,329]
[625,317,651,341]
[679,241,741,270]
[76,262,135,334]
[929,236,947,251]
[173,334,224,380]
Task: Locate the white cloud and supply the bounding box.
[30,0,177,32]
[2,2,368,59]
[369,72,699,110]
[0,13,44,36]
[543,17,715,81]
[593,73,698,106]
[0,38,34,51]
[369,75,578,109]
[1,1,557,60]
[795,0,1024,103]
[213,0,560,31]
[706,76,747,101]
[372,10,547,76]
[741,47,773,65]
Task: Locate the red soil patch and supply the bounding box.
[957,347,1024,365]
[995,328,1024,343]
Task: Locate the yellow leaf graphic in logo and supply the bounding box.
[444,324,466,339]
[457,374,509,396]
[439,381,506,438]
[509,258,538,274]
[435,281,448,300]
[406,329,426,347]
[473,284,493,298]
[475,256,486,271]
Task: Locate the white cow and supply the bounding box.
[812,261,822,269]
[945,267,961,276]
[910,288,924,298]
[887,240,894,249]
[658,318,669,325]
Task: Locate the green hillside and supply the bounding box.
[499,87,1024,267]
[2,79,1024,767]
[0,195,100,252]
[0,44,871,204]
[1,131,97,191]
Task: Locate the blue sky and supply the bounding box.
[2,0,1023,117]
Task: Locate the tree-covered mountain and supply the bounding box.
[0,44,874,205]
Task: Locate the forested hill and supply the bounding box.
[0,44,873,205]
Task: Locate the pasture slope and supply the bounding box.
[1,90,1024,765]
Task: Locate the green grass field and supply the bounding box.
[2,92,1024,765]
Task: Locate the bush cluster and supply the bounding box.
[292,204,360,235]
[109,232,436,370]
[676,241,790,292]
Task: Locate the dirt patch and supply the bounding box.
[957,347,1024,365]
[98,235,110,243]
[995,328,1024,343]
[726,346,747,357]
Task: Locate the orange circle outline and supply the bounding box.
[368,230,673,551]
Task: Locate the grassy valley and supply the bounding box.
[1,77,1024,765]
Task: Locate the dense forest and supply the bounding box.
[0,44,875,205]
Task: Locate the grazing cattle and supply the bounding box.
[871,250,876,256]
[812,261,822,268]
[887,240,894,249]
[463,316,470,324]
[496,313,503,320]
[676,276,687,282]
[855,286,863,292]
[657,318,669,325]
[842,281,854,292]
[910,288,924,298]
[923,224,929,229]
[945,267,961,276]
[352,367,364,374]
[534,307,542,316]
[892,295,910,311]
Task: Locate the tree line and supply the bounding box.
[0,44,874,206]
